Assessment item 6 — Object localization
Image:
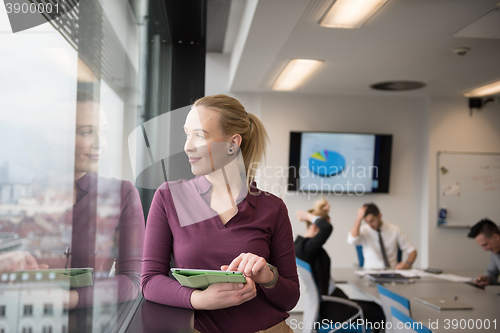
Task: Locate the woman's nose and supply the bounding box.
[184,138,196,153]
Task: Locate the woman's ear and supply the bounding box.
[230,134,242,148]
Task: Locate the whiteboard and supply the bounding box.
[437,152,500,228]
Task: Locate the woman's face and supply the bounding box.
[184,105,234,176]
[74,102,109,175]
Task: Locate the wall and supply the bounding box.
[427,96,500,269]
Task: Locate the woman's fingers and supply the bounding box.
[0,251,44,273]
[226,254,244,272]
[234,277,256,303]
[23,251,40,270]
[243,256,263,277]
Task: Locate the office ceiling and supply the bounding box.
[220,0,500,96]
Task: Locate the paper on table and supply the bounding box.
[354,269,393,276]
[431,274,473,283]
[398,269,445,278]
[355,269,434,278]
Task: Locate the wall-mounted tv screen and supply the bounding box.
[288,132,392,194]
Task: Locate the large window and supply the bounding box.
[1,0,206,331]
[0,0,168,331]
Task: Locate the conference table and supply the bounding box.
[333,268,500,332]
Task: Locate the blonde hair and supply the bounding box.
[306,196,330,225]
[193,94,269,189]
[311,196,329,214]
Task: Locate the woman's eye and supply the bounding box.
[197,134,205,139]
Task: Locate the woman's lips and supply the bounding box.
[87,153,100,161]
[188,156,201,164]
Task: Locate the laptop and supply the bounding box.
[414,297,473,310]
[366,273,414,284]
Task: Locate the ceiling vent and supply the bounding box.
[370,81,426,91]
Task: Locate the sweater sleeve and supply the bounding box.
[300,218,332,259]
[141,186,195,308]
[260,199,300,312]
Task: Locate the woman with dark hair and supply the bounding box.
[141,94,299,333]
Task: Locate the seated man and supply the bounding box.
[347,203,417,270]
[295,201,385,332]
[467,219,500,286]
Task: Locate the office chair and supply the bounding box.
[296,258,368,333]
[376,284,410,333]
[390,307,431,333]
[355,245,402,268]
[355,245,364,267]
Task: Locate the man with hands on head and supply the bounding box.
[347,203,417,270]
[468,219,500,287]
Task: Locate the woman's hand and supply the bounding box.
[0,251,48,272]
[222,252,274,285]
[296,210,311,222]
[189,277,256,310]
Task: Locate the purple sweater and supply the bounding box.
[142,176,300,333]
[70,173,145,308]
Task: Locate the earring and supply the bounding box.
[228,147,236,156]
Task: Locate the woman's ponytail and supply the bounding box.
[243,113,268,187]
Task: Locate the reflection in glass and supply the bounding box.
[0,0,149,332]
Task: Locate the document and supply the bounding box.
[431,274,473,283]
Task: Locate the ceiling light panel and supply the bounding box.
[464,80,500,97]
[272,59,324,91]
[320,0,389,29]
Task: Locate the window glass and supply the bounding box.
[0,0,162,331]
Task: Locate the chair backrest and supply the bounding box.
[390,307,431,333]
[296,258,320,333]
[356,245,402,268]
[377,284,411,333]
[356,245,364,267]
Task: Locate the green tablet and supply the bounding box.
[171,268,247,289]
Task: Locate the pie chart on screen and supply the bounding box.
[308,150,346,177]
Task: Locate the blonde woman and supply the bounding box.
[142,95,299,333]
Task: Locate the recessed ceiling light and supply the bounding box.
[464,80,500,97]
[320,0,388,29]
[370,81,426,91]
[272,59,324,91]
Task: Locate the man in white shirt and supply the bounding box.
[347,203,417,270]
